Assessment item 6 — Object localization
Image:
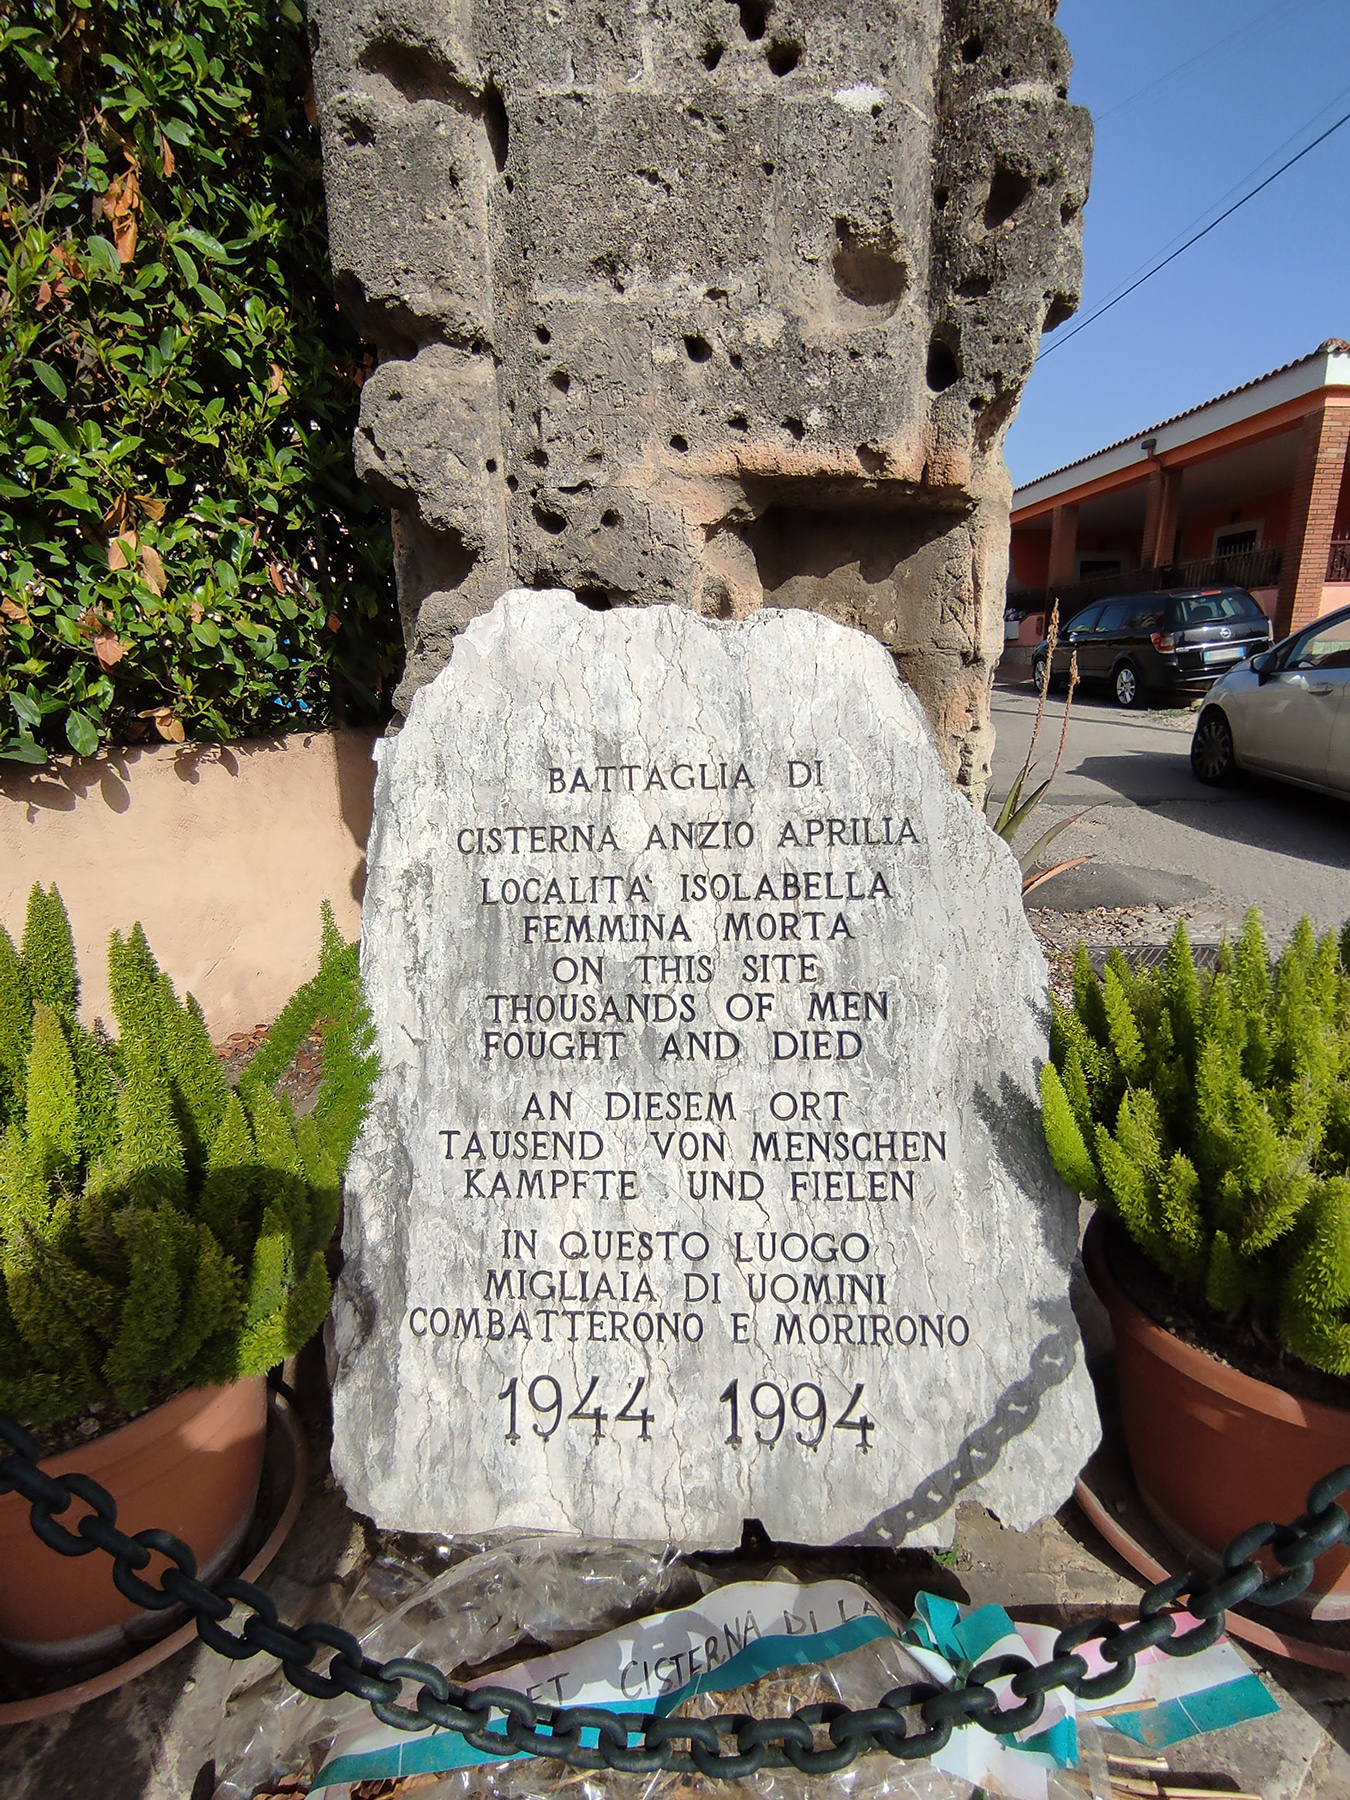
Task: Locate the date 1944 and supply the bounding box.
[495,1375,875,1451]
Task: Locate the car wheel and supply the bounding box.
[1191,709,1236,785]
[1113,661,1144,709]
[1032,656,1049,696]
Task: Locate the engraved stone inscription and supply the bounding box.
[330,590,1099,1543]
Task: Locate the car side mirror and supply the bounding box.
[1251,649,1276,682]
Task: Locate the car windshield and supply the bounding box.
[1290,615,1350,670]
[1167,592,1265,628]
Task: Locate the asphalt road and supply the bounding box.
[990,677,1350,941]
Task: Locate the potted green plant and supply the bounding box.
[1041,912,1350,1618]
[0,884,376,1663]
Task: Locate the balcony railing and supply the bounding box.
[1011,545,1284,620]
[1328,539,1350,582]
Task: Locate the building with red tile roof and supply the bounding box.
[1007,340,1350,649]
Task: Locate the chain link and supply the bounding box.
[3,1413,1347,1778]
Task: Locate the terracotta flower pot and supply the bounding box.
[1083,1213,1350,1620]
[0,1377,268,1664]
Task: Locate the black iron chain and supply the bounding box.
[3,1413,1347,1778]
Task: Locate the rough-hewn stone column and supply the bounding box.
[311,0,1091,797]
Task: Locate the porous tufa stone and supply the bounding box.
[309,1,1093,799]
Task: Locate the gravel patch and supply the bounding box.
[1027,900,1238,1001]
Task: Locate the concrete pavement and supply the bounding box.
[991,679,1350,941]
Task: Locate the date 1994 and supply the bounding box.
[495,1375,875,1452]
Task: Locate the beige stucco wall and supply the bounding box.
[1,730,378,1040]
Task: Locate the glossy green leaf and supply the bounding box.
[176,227,229,262]
[0,738,49,766]
[14,43,56,82]
[64,711,99,757]
[0,737,50,765]
[83,236,123,280]
[30,360,68,401]
[32,419,72,453]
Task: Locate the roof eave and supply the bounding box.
[1012,341,1350,519]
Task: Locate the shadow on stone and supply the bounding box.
[972,1071,1080,1271]
[845,1299,1083,1546]
[2,1646,196,1800]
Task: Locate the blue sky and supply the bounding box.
[1004,0,1350,489]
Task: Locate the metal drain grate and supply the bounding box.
[1087,943,1224,976]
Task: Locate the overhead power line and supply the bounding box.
[1092,80,1350,308]
[1093,0,1305,125]
[1038,105,1350,361]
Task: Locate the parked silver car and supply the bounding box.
[1190,602,1350,795]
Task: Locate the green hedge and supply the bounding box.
[0,0,401,764]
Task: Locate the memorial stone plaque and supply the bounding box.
[331,590,1099,1544]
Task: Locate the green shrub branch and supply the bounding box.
[0,883,377,1425]
[1043,913,1350,1377]
[0,0,401,763]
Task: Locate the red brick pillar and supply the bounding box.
[1154,468,1183,572]
[1141,469,1163,569]
[1047,503,1079,587]
[1140,465,1182,569]
[1275,400,1350,638]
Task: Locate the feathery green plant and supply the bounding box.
[0,884,376,1427]
[1042,911,1350,1376]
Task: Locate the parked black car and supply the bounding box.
[1031,586,1273,709]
